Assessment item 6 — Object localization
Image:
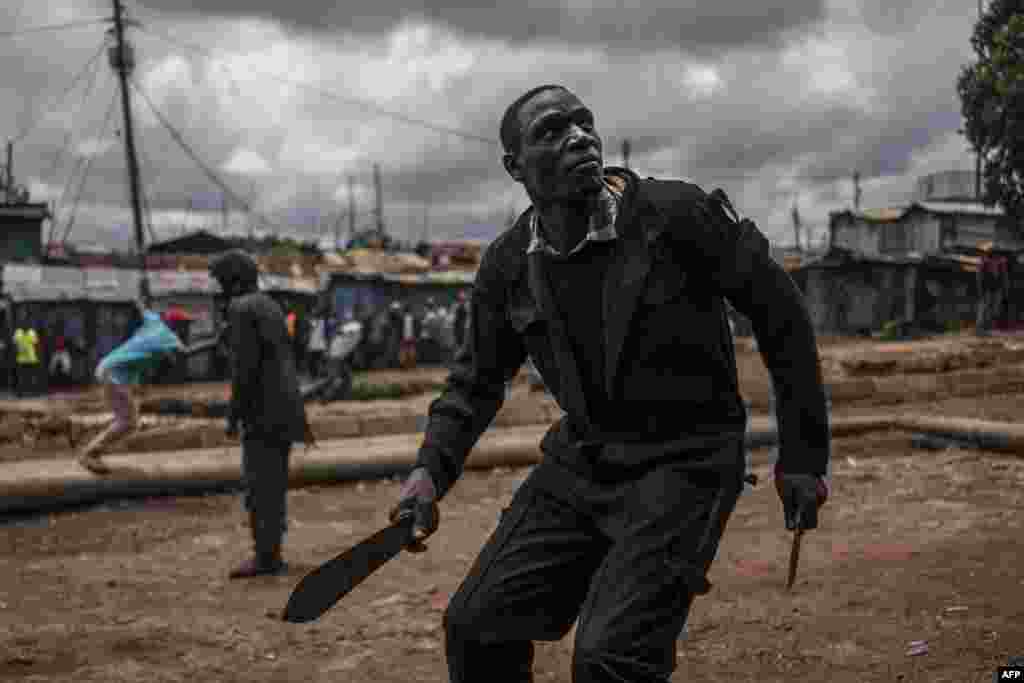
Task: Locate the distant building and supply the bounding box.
[828,201,1022,258]
[798,172,1024,336]
[147,229,233,255]
[0,202,50,264]
[914,170,979,203]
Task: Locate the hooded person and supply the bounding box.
[209,249,314,579]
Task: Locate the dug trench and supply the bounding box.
[2,333,1024,462]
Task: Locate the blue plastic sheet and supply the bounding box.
[95,311,184,384]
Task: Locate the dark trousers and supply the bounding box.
[444,454,743,683]
[241,435,292,554]
[15,363,43,397]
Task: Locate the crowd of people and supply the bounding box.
[285,291,472,378]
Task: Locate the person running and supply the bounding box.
[78,303,184,474]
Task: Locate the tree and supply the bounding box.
[958,0,1024,221]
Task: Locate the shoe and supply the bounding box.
[78,453,111,474]
[229,554,288,579]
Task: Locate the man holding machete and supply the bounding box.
[389,84,830,682]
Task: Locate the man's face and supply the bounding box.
[504,89,604,202]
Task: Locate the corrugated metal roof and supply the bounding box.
[147,269,221,296]
[1,265,141,302]
[259,273,318,295]
[834,201,1008,225]
[916,201,1004,216]
[857,207,908,222]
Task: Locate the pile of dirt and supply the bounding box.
[826,337,1024,378]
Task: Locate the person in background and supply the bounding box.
[0,301,13,392]
[307,305,327,378]
[209,249,314,579]
[399,303,418,369]
[452,290,470,352]
[976,243,1009,336]
[387,300,405,368]
[48,318,73,388]
[13,313,41,398]
[78,303,184,474]
[286,309,297,339]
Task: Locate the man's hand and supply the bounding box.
[774,471,828,531]
[389,467,439,553]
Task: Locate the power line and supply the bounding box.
[12,36,111,144]
[0,18,110,40]
[54,72,114,241]
[60,87,120,244]
[129,75,284,234]
[44,57,110,246]
[132,107,161,245]
[133,24,501,147]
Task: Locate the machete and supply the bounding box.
[282,511,415,623]
[785,507,804,592]
[785,528,803,591]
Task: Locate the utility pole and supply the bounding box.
[5,141,13,204]
[622,139,631,170]
[791,197,802,252]
[109,0,149,303]
[975,0,984,201]
[221,193,229,235]
[421,202,430,243]
[347,175,355,246]
[853,171,862,211]
[373,163,384,237]
[248,182,256,242]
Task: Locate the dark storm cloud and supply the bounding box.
[134,1,827,55]
[6,1,985,248]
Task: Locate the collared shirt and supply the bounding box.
[526,177,623,258]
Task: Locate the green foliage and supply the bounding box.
[346,377,448,401]
[880,320,901,341]
[958,0,1024,222]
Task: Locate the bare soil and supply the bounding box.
[1,336,1023,682]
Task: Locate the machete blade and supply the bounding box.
[786,528,804,592]
[282,512,415,623]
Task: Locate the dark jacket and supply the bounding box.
[227,291,309,443]
[416,168,830,499]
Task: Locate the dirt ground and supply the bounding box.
[2,337,1024,682]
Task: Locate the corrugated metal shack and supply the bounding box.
[798,249,980,335]
[0,264,143,385]
[321,249,475,321]
[812,197,1024,335]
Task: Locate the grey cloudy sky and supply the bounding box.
[0,0,984,250]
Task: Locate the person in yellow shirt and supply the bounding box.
[13,319,41,397]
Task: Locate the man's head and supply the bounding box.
[209,249,260,299]
[501,85,605,204]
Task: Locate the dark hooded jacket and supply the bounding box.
[210,250,309,443]
[415,168,830,499]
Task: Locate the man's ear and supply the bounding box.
[502,153,524,183]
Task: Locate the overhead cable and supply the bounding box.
[61,87,120,244]
[129,76,283,234]
[44,59,109,246]
[0,18,110,40]
[134,25,500,147]
[14,36,110,145]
